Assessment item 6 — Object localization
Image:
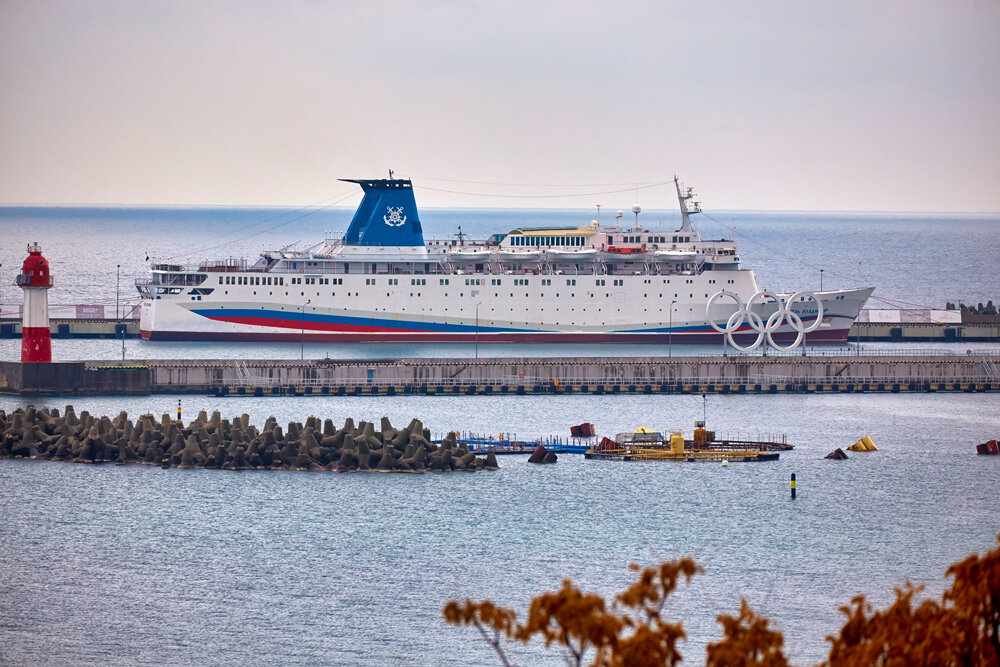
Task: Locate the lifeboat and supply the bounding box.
[545,248,598,261]
[447,247,492,262]
[653,249,699,262]
[601,246,648,262]
[497,249,543,262]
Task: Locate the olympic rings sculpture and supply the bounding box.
[706,290,824,352]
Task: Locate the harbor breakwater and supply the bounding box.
[2,352,998,396]
[0,406,499,472]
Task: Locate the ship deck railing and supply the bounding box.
[154,258,712,278]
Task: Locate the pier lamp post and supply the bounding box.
[820,269,824,292]
[669,299,677,357]
[117,265,125,361]
[474,302,482,360]
[300,299,311,361]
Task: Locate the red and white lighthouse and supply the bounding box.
[16,242,53,363]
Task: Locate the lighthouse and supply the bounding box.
[16,242,53,363]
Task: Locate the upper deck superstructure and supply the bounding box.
[138,177,872,343]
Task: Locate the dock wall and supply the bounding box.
[0,318,140,339]
[2,353,998,397]
[0,361,150,396]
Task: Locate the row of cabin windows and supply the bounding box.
[222,276,284,286]
[608,235,669,245]
[510,235,585,246]
[607,235,692,245]
[219,275,735,289]
[220,276,350,286]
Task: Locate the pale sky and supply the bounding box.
[1,0,998,212]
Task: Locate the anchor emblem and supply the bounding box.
[383,206,406,227]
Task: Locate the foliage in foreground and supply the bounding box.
[444,535,1000,666]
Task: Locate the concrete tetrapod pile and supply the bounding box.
[0,406,500,473]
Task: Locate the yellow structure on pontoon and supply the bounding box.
[848,436,878,452]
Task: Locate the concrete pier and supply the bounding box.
[3,352,997,396]
[0,318,140,339]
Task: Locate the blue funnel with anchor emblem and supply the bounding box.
[340,178,424,246]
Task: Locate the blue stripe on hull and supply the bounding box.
[189,308,856,336]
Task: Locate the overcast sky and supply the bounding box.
[1,1,998,212]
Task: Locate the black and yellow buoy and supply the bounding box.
[790,472,796,499]
[176,399,182,423]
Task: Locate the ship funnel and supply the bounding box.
[339,178,425,247]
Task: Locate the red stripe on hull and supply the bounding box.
[21,326,52,362]
[141,328,851,344]
[204,316,417,333]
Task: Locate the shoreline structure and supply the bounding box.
[1,351,998,396]
[0,406,498,472]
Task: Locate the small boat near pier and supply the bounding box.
[585,424,788,462]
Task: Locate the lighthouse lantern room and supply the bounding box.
[16,242,53,363]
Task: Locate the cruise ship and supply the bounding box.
[137,177,872,344]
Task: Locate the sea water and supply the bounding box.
[1,205,999,665]
[1,205,998,309]
[1,392,998,665]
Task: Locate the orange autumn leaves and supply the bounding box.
[443,558,703,667]
[444,535,1000,666]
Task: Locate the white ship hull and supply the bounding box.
[140,275,871,344]
[138,176,873,344]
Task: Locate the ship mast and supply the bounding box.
[674,175,701,233]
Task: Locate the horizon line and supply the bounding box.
[1,201,999,217]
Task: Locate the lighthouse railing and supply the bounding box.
[15,274,54,287]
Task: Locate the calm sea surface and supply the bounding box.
[1,204,998,310]
[1,205,999,665]
[1,393,999,666]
